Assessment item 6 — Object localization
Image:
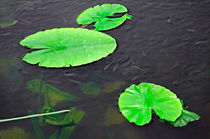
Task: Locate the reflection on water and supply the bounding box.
[0,0,210,139]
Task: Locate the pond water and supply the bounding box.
[0,0,210,139]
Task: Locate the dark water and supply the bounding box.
[0,0,210,139]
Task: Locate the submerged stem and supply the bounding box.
[0,109,70,123]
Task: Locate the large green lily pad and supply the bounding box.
[118,83,183,126]
[20,28,117,68]
[77,4,132,31]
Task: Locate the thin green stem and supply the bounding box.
[0,110,70,123]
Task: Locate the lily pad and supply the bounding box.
[118,83,183,126]
[77,4,132,31]
[170,109,200,127]
[20,28,117,68]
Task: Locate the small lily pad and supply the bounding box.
[170,109,200,127]
[20,28,117,68]
[77,4,132,31]
[118,83,183,126]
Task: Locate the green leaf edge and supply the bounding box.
[170,108,200,127]
[118,83,183,126]
[76,4,131,31]
[20,28,117,68]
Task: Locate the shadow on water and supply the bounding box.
[0,0,210,139]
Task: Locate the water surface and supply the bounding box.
[0,0,210,139]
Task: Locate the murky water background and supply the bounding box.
[0,0,210,139]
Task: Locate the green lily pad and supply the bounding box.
[27,79,78,108]
[118,83,183,126]
[77,4,132,31]
[20,28,117,68]
[170,109,200,127]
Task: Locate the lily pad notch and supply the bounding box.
[118,83,200,127]
[77,4,132,31]
[20,28,117,68]
[20,4,132,68]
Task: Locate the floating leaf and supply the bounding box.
[104,106,125,126]
[27,79,78,108]
[0,127,30,139]
[80,81,101,96]
[170,109,200,127]
[118,83,183,126]
[103,81,126,93]
[77,4,131,31]
[20,28,117,68]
